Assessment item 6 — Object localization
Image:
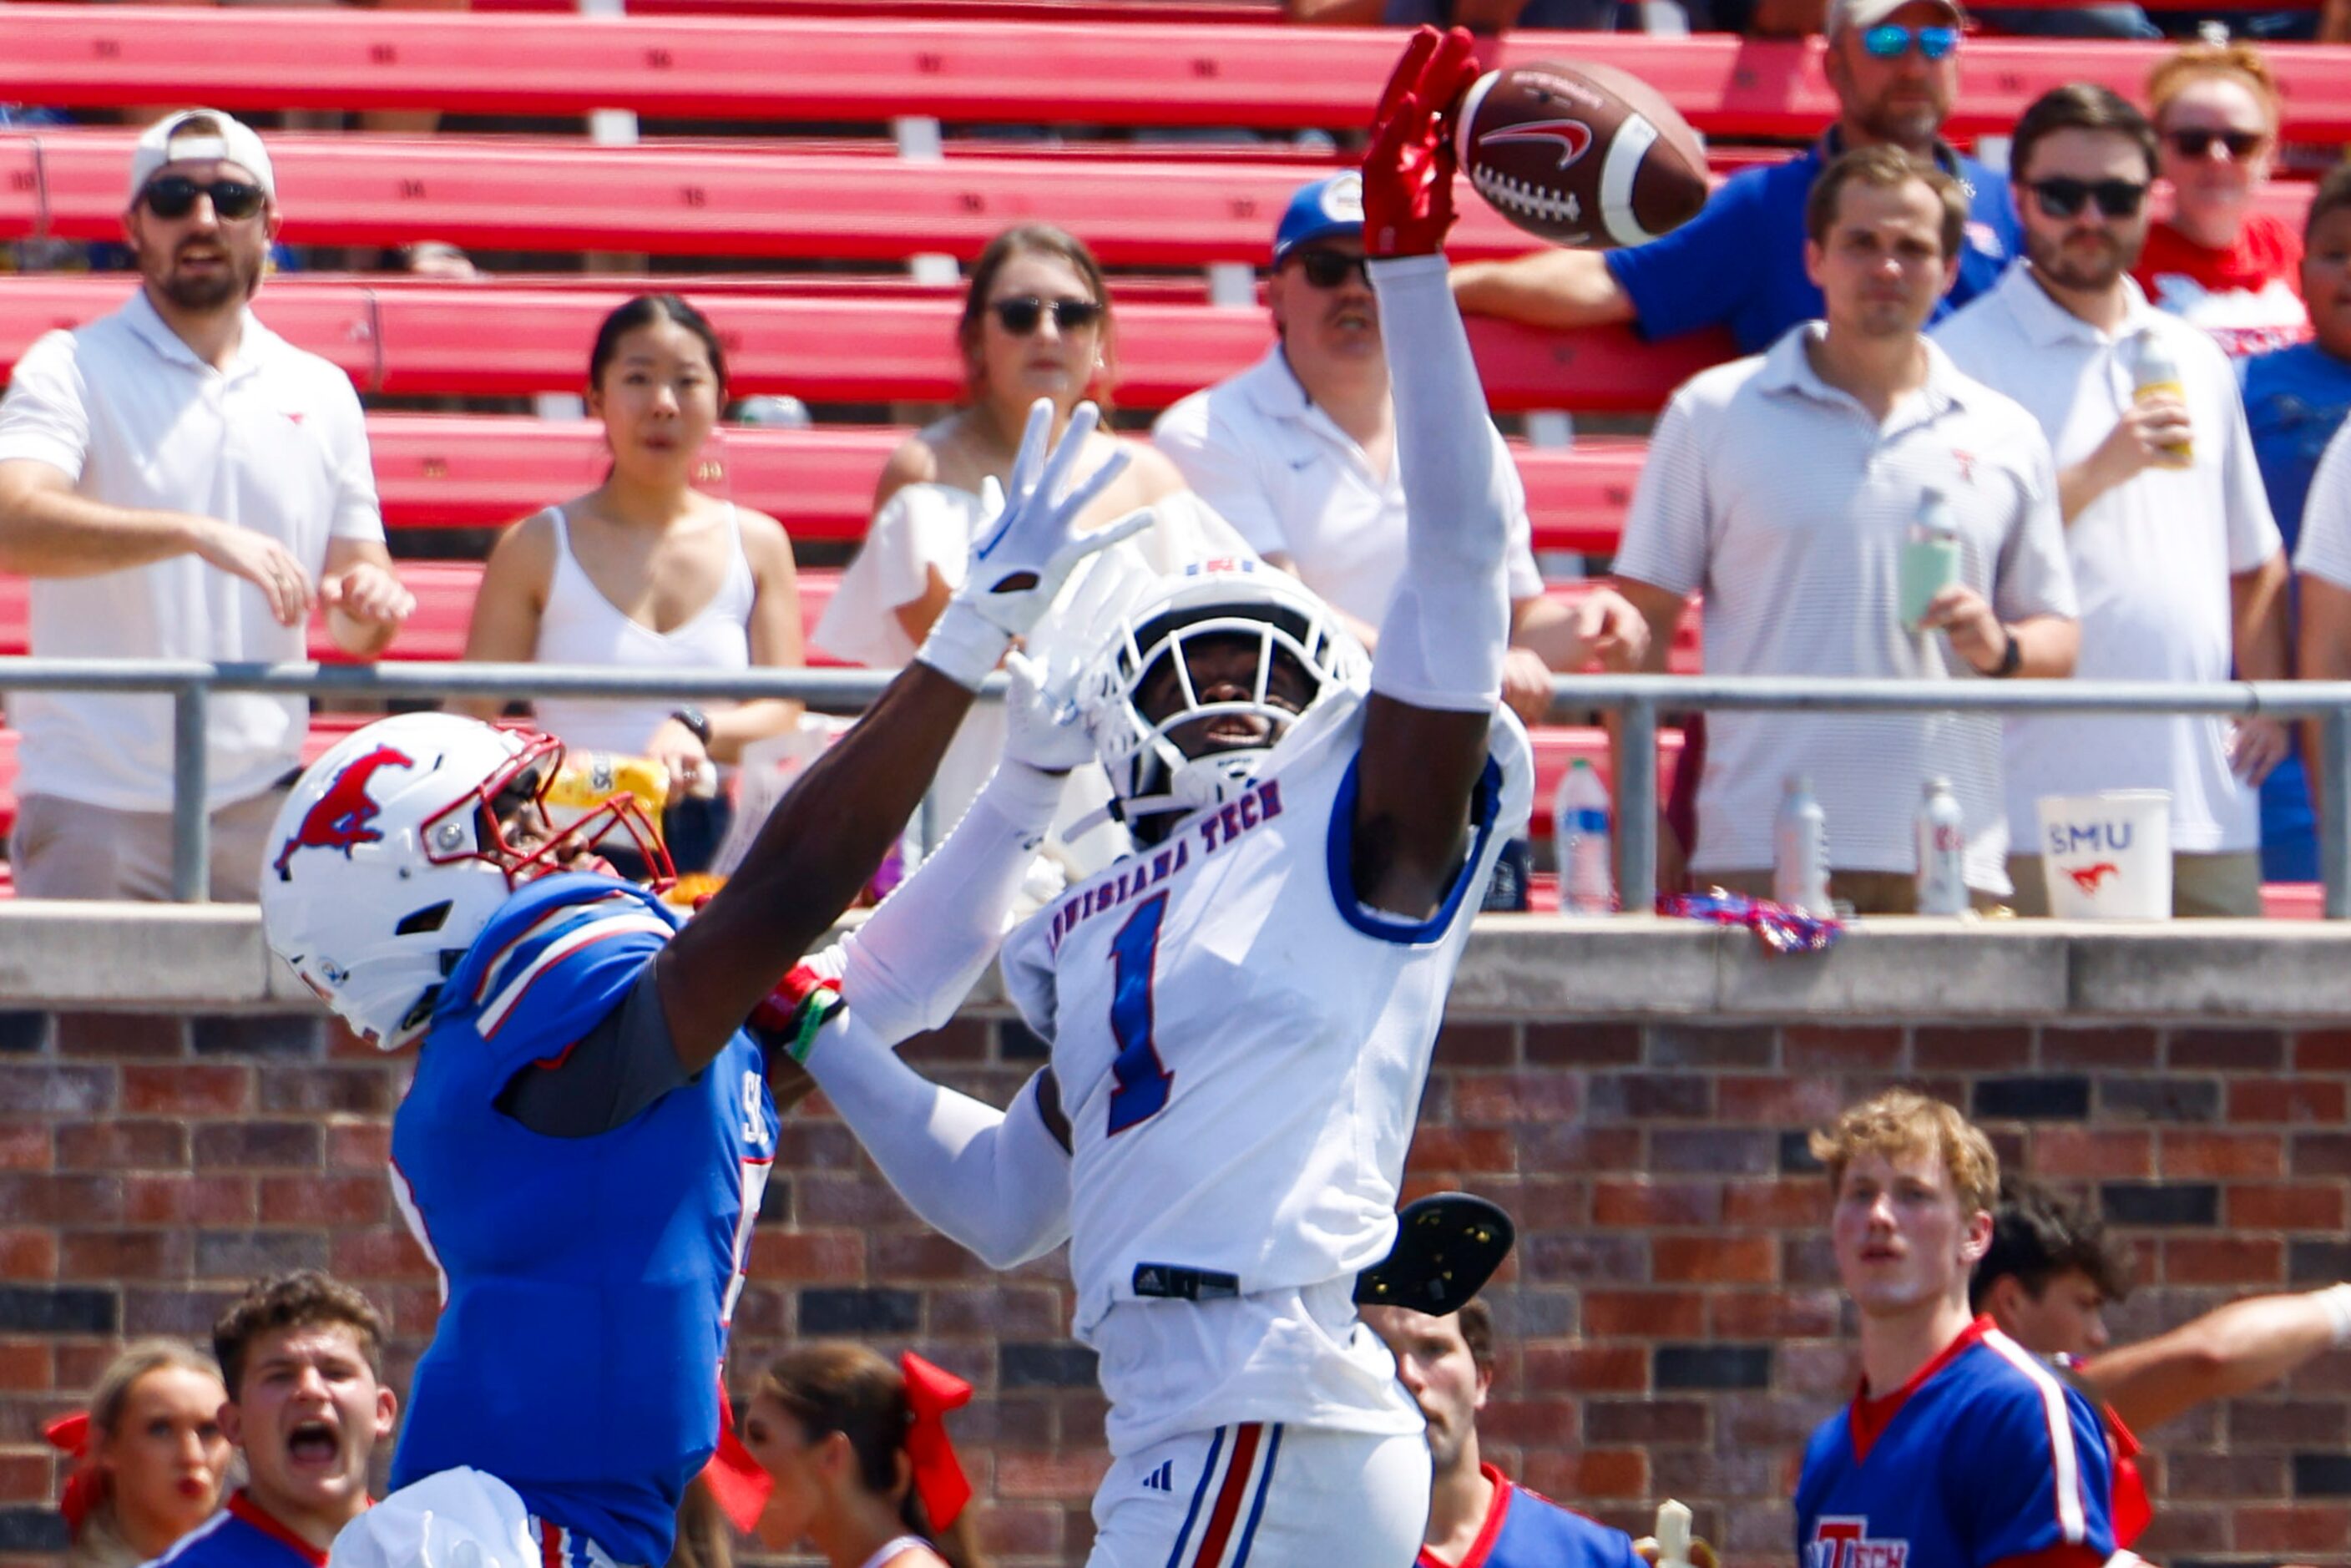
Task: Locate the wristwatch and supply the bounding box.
[1989,630,2023,680]
[670,705,714,746]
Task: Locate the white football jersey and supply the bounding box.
[1000,687,1533,1450]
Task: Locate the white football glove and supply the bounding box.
[917,399,1154,690]
[1002,644,1099,775]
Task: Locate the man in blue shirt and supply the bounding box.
[1797,1091,2121,1568]
[1364,1298,1647,1568]
[2241,163,2351,881]
[1451,0,2018,353]
[159,1273,397,1568]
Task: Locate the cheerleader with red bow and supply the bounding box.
[736,1345,984,1568]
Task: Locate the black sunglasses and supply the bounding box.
[2164,128,2268,161]
[1291,250,1372,290]
[988,296,1104,335]
[141,175,265,221]
[2029,177,2147,220]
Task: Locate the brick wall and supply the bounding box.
[2,1007,2348,1568]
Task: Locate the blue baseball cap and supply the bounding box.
[1272,173,1364,268]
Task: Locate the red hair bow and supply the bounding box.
[900,1353,973,1530]
[44,1410,100,1534]
[700,1382,774,1535]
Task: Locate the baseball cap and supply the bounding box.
[125,109,276,206]
[1826,0,1965,31]
[1272,172,1363,268]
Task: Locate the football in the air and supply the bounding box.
[1454,62,1710,250]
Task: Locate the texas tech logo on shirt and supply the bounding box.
[1807,1517,1909,1568]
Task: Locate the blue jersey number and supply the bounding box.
[1106,893,1173,1133]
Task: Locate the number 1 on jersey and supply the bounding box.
[1106,893,1173,1134]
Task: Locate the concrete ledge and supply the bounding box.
[7,904,2350,1020]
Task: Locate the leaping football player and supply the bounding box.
[256,404,1147,1568]
[776,28,1534,1565]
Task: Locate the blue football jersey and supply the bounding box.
[1420,1466,1646,1568]
[153,1492,326,1568]
[1797,1318,2117,1568]
[387,873,779,1567]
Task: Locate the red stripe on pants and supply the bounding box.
[1191,1423,1262,1568]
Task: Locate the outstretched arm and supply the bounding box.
[1351,27,1517,920]
[2081,1283,2351,1432]
[799,1005,1073,1269]
[655,403,1148,1069]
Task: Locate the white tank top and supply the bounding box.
[854,1538,938,1568]
[529,503,756,756]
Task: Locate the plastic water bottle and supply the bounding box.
[1914,776,1967,915]
[1773,774,1830,914]
[1554,759,1615,915]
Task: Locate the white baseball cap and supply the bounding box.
[1826,0,1964,31]
[125,109,276,206]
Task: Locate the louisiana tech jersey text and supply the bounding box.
[387,874,778,1567]
[1797,1318,2117,1568]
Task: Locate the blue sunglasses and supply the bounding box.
[1861,22,1960,58]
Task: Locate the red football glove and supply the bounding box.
[1363,25,1481,259]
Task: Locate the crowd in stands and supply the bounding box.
[6,5,2351,917]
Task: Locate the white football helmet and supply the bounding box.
[258,713,669,1051]
[1079,559,1366,842]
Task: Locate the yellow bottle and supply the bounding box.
[2132,338,2193,469]
[545,751,671,812]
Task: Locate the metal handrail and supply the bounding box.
[0,657,2340,914]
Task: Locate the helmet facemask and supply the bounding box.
[437,731,676,895]
[1088,589,1361,843]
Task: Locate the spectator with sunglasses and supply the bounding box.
[1451,0,2018,357]
[0,108,411,903]
[1936,85,2288,916]
[2135,41,2307,360]
[1155,175,1646,731]
[817,222,1248,863]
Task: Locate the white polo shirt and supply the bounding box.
[1615,324,2076,892]
[1153,346,1542,625]
[0,287,383,812]
[2293,417,2351,588]
[1934,266,2281,856]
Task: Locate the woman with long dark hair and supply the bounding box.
[459,292,805,876]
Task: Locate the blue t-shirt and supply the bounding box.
[1419,1466,1646,1568]
[1609,134,2020,353]
[2238,341,2351,880]
[1797,1318,2117,1568]
[153,1493,324,1568]
[387,873,779,1568]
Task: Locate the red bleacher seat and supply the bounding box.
[8,9,2351,142]
[10,130,2311,267]
[0,276,1733,414]
[362,415,1641,555]
[12,130,1550,266]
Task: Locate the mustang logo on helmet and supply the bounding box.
[271,744,414,882]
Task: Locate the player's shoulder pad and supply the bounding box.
[446,873,680,1040]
